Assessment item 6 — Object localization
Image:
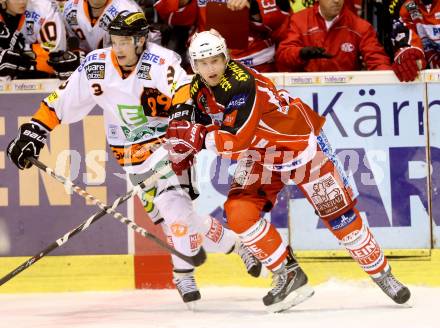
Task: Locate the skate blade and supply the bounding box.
[267,284,315,313]
[185,300,200,311]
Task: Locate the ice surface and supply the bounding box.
[1,280,438,328]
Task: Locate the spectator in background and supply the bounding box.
[135,0,191,64]
[155,0,291,72]
[391,0,440,82]
[63,0,142,54]
[276,0,392,72]
[0,0,73,79]
[290,0,363,16]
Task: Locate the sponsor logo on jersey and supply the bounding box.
[228,61,249,82]
[302,173,347,217]
[219,75,232,91]
[142,52,165,65]
[85,63,105,79]
[108,124,119,139]
[232,156,255,186]
[435,12,440,20]
[190,79,200,97]
[65,9,78,26]
[239,58,253,66]
[190,234,201,251]
[99,14,112,30]
[137,62,152,80]
[226,93,248,110]
[25,21,34,35]
[223,111,237,127]
[117,104,167,142]
[79,52,106,72]
[121,124,156,142]
[170,222,188,237]
[340,42,354,52]
[118,104,148,127]
[46,91,59,103]
[329,210,356,231]
[106,5,119,19]
[24,11,41,23]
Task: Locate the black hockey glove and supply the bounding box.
[299,46,333,60]
[169,104,212,125]
[48,50,82,80]
[0,49,35,78]
[7,123,47,170]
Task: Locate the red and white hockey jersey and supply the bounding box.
[63,0,142,53]
[155,0,290,72]
[31,43,191,174]
[398,0,440,68]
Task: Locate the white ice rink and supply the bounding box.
[1,280,438,328]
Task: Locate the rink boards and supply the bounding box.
[0,70,439,291]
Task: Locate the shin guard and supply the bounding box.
[326,209,388,276]
[238,218,287,271]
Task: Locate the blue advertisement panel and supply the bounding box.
[284,82,430,249]
[427,81,440,248]
[0,92,128,256]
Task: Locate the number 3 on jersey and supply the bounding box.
[140,87,171,118]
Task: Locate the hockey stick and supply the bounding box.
[0,159,206,287]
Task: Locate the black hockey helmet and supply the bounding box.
[108,11,149,37]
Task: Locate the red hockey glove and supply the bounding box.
[165,120,207,175]
[392,47,426,82]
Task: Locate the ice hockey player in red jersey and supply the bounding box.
[6,12,261,309]
[391,0,440,81]
[166,29,412,312]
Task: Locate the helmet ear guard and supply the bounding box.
[188,29,229,73]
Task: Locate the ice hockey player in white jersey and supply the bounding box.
[7,11,261,309]
[63,0,142,53]
[0,0,71,79]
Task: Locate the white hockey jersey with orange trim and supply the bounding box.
[63,0,142,53]
[17,0,67,53]
[31,43,191,174]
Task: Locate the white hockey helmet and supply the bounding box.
[188,29,230,73]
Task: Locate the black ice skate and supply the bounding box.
[372,267,411,304]
[173,270,201,310]
[234,241,262,278]
[263,247,314,313]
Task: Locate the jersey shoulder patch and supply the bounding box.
[78,49,108,79]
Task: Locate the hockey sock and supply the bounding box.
[325,208,389,277]
[237,218,288,271]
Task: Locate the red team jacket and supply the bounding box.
[275,3,391,72]
[154,0,289,72]
[398,0,440,69]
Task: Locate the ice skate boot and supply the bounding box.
[263,247,314,313]
[173,270,201,310]
[234,241,262,278]
[372,267,411,304]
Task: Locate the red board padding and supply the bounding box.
[133,197,174,289]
